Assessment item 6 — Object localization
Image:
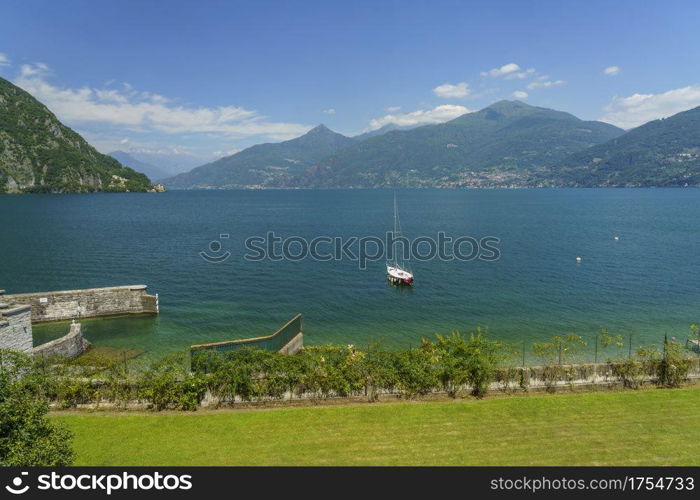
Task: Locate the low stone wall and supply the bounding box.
[0,303,33,352]
[1,285,158,323]
[33,322,91,359]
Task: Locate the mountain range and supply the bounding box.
[0,76,152,193]
[162,100,633,189]
[2,71,700,193]
[299,101,625,188]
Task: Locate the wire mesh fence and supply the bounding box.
[514,328,700,367]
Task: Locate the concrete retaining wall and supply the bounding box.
[1,285,158,323]
[33,322,91,359]
[0,303,33,352]
[279,332,303,355]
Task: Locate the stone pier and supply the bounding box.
[33,321,91,359]
[0,285,158,358]
[1,285,158,323]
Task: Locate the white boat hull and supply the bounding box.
[387,266,414,285]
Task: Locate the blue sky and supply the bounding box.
[1,0,700,162]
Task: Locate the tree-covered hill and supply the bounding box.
[0,77,151,193]
[162,124,356,189]
[546,106,700,187]
[298,101,624,187]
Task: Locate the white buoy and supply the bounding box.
[614,236,619,241]
[576,256,582,262]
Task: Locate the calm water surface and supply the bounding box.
[1,189,698,358]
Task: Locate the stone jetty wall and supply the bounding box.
[1,285,158,323]
[32,321,91,359]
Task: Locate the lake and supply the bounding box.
[1,188,699,359]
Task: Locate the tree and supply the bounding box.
[596,327,624,362]
[0,350,74,466]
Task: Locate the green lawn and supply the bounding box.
[54,387,700,466]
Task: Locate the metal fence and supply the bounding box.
[190,314,302,355]
[515,330,700,366]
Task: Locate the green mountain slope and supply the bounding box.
[0,77,151,193]
[547,106,700,187]
[299,101,624,187]
[162,125,356,188]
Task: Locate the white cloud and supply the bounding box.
[386,106,401,112]
[19,63,49,77]
[368,104,470,130]
[604,66,620,76]
[323,108,336,114]
[432,82,471,98]
[0,53,9,67]
[481,63,520,78]
[13,62,311,141]
[599,85,700,129]
[527,75,565,90]
[505,68,536,80]
[512,90,529,99]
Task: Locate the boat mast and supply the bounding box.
[394,191,398,240]
[393,191,403,270]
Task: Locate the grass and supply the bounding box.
[53,387,700,466]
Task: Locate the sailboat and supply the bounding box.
[387,193,414,285]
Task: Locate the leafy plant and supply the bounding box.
[137,353,206,410]
[658,337,692,388]
[0,350,74,466]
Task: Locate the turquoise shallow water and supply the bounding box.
[1,189,699,358]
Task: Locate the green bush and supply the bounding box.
[6,328,695,416]
[137,353,207,410]
[658,338,692,388]
[611,360,646,389]
[0,350,74,466]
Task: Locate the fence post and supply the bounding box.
[594,335,598,364]
[663,334,668,361]
[628,334,633,360]
[558,342,562,365]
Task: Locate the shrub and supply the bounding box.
[541,365,565,393]
[658,337,692,388]
[0,350,74,466]
[359,343,399,401]
[100,363,135,409]
[137,353,206,410]
[611,360,646,389]
[532,334,587,392]
[394,348,438,398]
